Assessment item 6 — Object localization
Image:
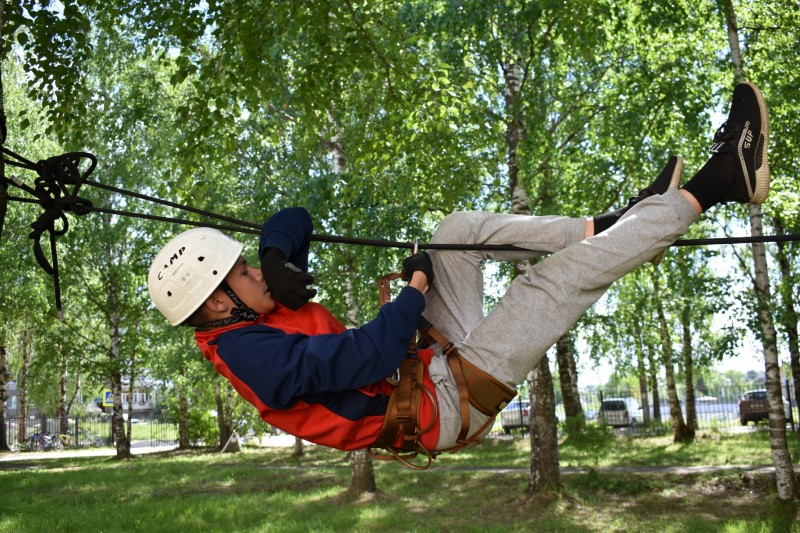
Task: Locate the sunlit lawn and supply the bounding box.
[1,430,798,532]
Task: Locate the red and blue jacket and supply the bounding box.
[194,207,440,451]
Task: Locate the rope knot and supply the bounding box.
[28,153,97,274]
[1,148,98,318]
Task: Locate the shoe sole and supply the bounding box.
[742,81,770,205]
[650,156,683,266]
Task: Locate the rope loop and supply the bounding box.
[27,152,97,273]
[2,148,98,317]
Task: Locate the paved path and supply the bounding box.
[0,434,299,463]
[0,444,176,462]
[4,434,798,476]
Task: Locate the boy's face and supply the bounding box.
[222,256,276,315]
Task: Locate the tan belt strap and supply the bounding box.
[371,272,435,469]
[446,350,472,444]
[371,272,517,468]
[417,317,516,442]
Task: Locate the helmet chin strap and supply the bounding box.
[196,280,260,328]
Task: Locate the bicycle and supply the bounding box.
[82,431,107,447]
[25,432,60,451]
[24,434,39,451]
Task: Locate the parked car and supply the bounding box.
[738,389,791,426]
[597,397,641,427]
[500,400,530,433]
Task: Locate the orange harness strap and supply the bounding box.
[370,272,517,469]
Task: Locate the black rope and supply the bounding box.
[24,179,800,250]
[6,148,800,256]
[2,148,97,318]
[674,234,800,247]
[68,179,800,250]
[84,179,261,232]
[4,146,800,321]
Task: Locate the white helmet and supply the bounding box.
[148,227,243,325]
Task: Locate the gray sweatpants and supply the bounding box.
[424,188,700,449]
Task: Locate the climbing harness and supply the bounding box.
[369,271,517,470]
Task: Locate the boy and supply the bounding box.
[148,82,769,457]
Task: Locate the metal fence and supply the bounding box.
[3,414,178,450]
[5,382,798,449]
[502,380,798,437]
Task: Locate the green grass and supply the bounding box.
[128,420,179,442]
[450,427,800,469]
[1,431,799,533]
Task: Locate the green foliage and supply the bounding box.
[2,1,93,142]
[3,1,800,452]
[186,408,217,446]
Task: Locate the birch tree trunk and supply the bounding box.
[0,51,10,448]
[681,305,697,435]
[17,329,31,444]
[721,0,796,500]
[0,326,9,451]
[556,334,583,428]
[214,374,231,449]
[325,108,377,495]
[68,369,80,418]
[652,271,691,442]
[773,216,800,408]
[57,339,67,433]
[0,7,6,244]
[108,297,130,456]
[527,360,561,495]
[178,380,190,448]
[292,436,304,458]
[348,446,377,496]
[100,210,131,458]
[57,339,77,437]
[225,383,234,441]
[749,205,794,498]
[110,369,130,457]
[648,347,662,424]
[502,56,561,494]
[125,341,137,450]
[109,344,130,457]
[633,321,651,425]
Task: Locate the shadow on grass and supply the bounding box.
[3,436,799,532]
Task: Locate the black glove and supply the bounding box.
[260,248,317,310]
[402,252,434,287]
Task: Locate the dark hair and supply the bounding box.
[181,284,223,328]
[183,305,212,328]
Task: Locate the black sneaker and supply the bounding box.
[593,156,682,239]
[593,156,682,265]
[629,155,683,208]
[711,81,770,205]
[643,156,682,265]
